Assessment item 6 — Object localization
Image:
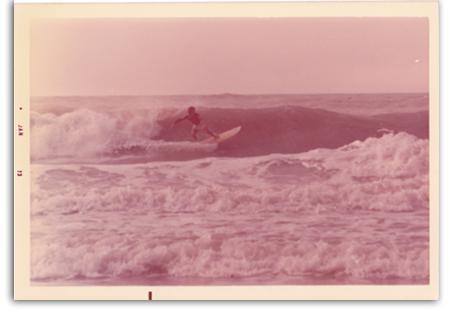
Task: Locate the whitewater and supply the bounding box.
[29,94,429,285]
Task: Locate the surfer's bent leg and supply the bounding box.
[191,126,198,141]
[205,127,219,139]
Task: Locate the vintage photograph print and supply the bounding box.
[29,17,431,286]
[15,2,439,300]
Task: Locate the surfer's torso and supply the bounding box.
[185,112,202,126]
[171,108,219,141]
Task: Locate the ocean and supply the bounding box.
[29,93,429,286]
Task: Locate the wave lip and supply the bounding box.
[30,108,162,161]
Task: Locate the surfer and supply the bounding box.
[170,107,219,141]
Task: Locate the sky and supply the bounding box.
[30,17,429,96]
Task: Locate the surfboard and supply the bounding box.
[202,126,241,144]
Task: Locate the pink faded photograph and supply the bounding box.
[29,17,429,286]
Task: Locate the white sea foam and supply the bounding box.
[30,219,429,282]
[31,132,429,216]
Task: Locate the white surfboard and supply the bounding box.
[202,126,241,144]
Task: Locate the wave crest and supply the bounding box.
[30,109,162,160]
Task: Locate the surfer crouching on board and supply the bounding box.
[170,107,219,141]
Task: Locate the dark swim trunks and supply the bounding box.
[187,113,202,125]
[192,121,207,134]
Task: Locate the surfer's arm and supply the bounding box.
[170,115,189,129]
